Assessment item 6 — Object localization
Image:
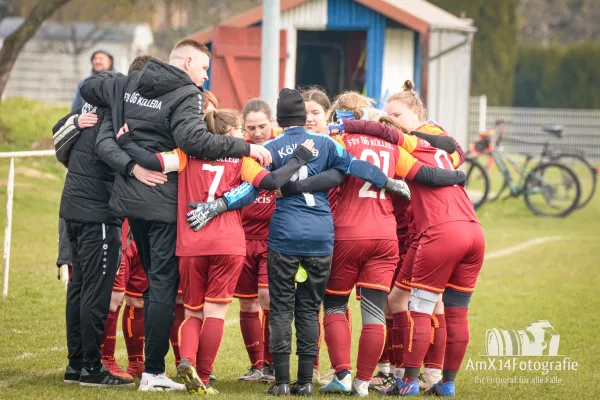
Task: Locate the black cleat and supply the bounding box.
[265,383,291,396]
[291,381,313,396]
[63,365,81,384]
[79,365,135,387]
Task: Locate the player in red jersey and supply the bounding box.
[302,88,341,385]
[380,81,484,397]
[234,99,277,382]
[169,90,219,375]
[288,92,466,396]
[97,219,145,380]
[111,219,147,378]
[173,110,315,395]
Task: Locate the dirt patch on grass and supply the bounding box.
[15,167,58,181]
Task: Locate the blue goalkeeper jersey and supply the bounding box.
[263,127,355,256]
[224,127,389,256]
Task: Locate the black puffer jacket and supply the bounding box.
[52,106,121,226]
[80,59,250,223]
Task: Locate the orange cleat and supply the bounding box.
[126,360,145,378]
[102,357,134,381]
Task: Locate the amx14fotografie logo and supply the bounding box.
[466,321,578,384]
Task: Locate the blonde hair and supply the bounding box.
[329,91,374,122]
[302,88,331,113]
[243,98,272,120]
[204,90,219,111]
[387,80,427,120]
[204,109,241,136]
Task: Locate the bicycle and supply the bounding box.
[469,122,582,217]
[493,120,597,209]
[464,156,490,211]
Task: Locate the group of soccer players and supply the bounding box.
[74,56,485,397]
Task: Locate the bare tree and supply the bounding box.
[0,0,71,102]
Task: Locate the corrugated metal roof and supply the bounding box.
[384,0,476,32]
[0,17,139,42]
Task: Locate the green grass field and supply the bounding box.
[0,100,599,398]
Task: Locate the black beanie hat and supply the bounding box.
[277,88,307,128]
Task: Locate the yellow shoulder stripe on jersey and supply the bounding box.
[395,146,419,178]
[333,134,347,149]
[450,152,460,169]
[418,123,446,135]
[401,134,418,153]
[241,156,266,184]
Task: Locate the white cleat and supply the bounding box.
[320,368,335,385]
[138,372,186,391]
[353,378,370,397]
[418,368,442,390]
[319,373,352,394]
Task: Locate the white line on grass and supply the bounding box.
[485,236,564,260]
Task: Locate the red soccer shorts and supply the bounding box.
[394,237,419,292]
[113,258,148,297]
[411,221,485,294]
[327,239,399,296]
[234,240,269,299]
[179,255,245,311]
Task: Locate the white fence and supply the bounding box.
[468,96,600,161]
[0,150,55,297]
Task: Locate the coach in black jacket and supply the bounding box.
[79,39,271,387]
[53,106,132,386]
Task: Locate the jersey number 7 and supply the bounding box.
[202,164,225,202]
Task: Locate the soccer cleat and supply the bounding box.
[205,383,220,395]
[419,369,442,390]
[139,372,186,391]
[352,378,370,397]
[384,178,411,201]
[369,371,395,392]
[319,373,352,394]
[126,361,145,379]
[63,365,81,384]
[210,374,217,381]
[291,381,313,396]
[177,359,207,394]
[79,365,135,387]
[424,380,455,397]
[380,378,419,396]
[265,383,291,396]
[320,368,335,385]
[238,366,263,381]
[260,363,276,383]
[102,357,133,381]
[312,368,320,384]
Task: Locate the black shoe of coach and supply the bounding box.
[79,58,250,223]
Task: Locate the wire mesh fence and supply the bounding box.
[468,96,600,161]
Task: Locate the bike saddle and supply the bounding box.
[543,125,564,138]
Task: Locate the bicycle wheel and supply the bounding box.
[465,158,490,210]
[551,154,597,209]
[523,162,581,217]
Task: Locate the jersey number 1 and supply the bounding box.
[202,164,225,202]
[358,149,390,199]
[290,165,316,206]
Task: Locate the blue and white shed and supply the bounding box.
[191,0,475,145]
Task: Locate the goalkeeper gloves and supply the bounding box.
[186,198,228,232]
[384,178,411,201]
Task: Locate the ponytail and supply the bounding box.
[204,109,241,136]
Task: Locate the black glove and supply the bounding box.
[186,198,228,231]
